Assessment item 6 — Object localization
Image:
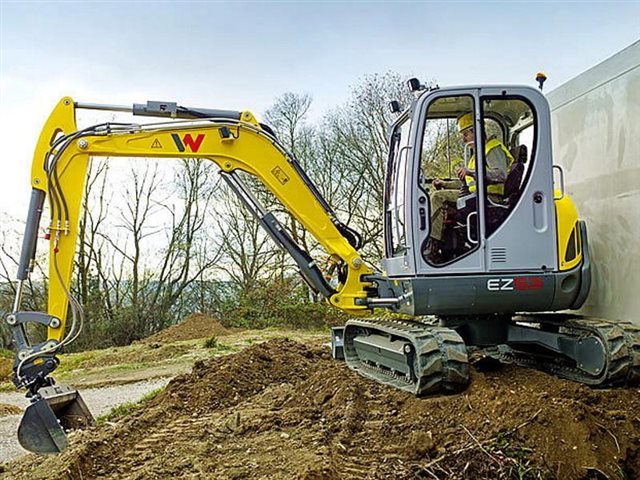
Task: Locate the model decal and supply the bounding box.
[487,277,543,291]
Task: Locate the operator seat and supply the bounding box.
[484,144,527,236]
[503,144,527,207]
[439,145,528,260]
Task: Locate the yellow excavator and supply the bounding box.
[7,80,639,453]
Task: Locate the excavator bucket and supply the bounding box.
[18,384,94,454]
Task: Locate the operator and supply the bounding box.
[426,112,514,262]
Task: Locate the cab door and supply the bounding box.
[413,89,486,275]
[382,112,417,277]
[411,86,557,276]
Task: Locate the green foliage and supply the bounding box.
[203,336,218,349]
[217,277,349,330]
[203,336,235,355]
[0,348,13,359]
[0,354,12,382]
[489,432,544,480]
[97,386,164,424]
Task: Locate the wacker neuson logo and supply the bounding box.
[172,133,205,153]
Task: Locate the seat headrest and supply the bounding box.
[510,145,528,163]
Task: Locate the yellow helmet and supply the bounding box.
[457,113,473,133]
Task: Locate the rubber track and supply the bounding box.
[343,318,469,396]
[507,317,640,388]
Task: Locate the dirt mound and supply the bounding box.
[4,339,640,479]
[143,313,231,343]
[0,357,12,382]
[0,404,21,417]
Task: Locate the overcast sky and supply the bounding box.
[1,1,639,219]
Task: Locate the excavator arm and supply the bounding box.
[8,97,377,453]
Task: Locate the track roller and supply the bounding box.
[343,318,469,395]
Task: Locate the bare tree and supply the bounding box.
[70,157,224,346]
[0,213,48,349]
[214,179,278,295]
[320,72,419,260]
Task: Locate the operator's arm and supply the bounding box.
[485,146,509,185]
[432,173,462,190]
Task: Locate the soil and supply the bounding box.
[0,404,21,417]
[0,358,11,382]
[3,338,640,480]
[143,313,232,344]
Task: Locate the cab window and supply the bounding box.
[420,95,479,265]
[481,97,536,236]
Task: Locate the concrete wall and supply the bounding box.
[547,41,640,324]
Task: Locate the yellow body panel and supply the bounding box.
[554,191,582,271]
[33,98,373,343]
[30,98,90,342]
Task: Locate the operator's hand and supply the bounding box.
[455,166,473,181]
[432,178,444,190]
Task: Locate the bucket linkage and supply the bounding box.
[8,310,94,454]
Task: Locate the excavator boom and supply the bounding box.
[8,97,376,452]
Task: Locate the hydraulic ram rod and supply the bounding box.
[75,101,241,120]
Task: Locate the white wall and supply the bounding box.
[548,41,640,324]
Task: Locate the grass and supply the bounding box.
[0,329,328,393]
[55,342,194,374]
[203,336,236,353]
[487,432,544,480]
[97,386,165,424]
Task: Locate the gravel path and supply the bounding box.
[0,378,170,463]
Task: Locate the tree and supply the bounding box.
[320,72,419,260]
[69,157,224,348]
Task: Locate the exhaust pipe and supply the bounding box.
[18,384,94,454]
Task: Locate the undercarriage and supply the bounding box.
[338,315,640,394]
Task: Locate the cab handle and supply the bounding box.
[466,211,478,244]
[553,165,565,200]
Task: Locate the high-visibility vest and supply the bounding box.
[465,139,514,195]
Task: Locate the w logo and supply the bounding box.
[172,133,205,153]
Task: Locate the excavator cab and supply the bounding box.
[382,86,590,315]
[341,85,632,396]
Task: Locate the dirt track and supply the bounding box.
[3,338,639,480]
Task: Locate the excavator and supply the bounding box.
[6,80,639,454]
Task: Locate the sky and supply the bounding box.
[0,0,639,220]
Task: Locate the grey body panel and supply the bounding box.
[396,261,586,316]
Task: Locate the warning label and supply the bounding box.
[151,139,163,149]
[271,166,290,185]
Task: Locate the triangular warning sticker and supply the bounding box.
[151,139,162,149]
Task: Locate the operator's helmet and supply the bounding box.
[457,112,473,133]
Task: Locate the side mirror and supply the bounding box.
[389,100,401,113]
[407,78,423,92]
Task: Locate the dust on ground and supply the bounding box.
[4,338,639,480]
[142,313,233,344]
